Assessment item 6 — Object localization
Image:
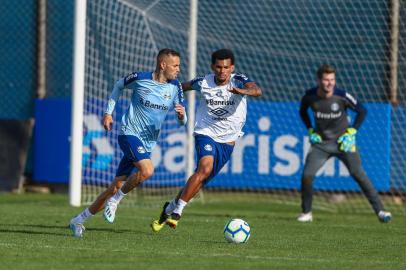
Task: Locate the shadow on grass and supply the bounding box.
[186,212,293,221]
[195,239,228,244]
[0,223,146,236]
[0,228,68,236]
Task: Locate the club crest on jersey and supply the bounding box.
[331,103,339,111]
[216,90,223,97]
[137,146,146,154]
[204,144,213,151]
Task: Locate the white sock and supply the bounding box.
[111,188,126,203]
[72,208,93,224]
[164,199,177,215]
[173,199,187,216]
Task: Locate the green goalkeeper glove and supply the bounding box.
[337,128,357,152]
[308,128,322,145]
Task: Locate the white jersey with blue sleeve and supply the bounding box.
[190,73,252,143]
[105,71,185,152]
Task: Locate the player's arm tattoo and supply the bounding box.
[230,82,262,96]
[243,82,262,97]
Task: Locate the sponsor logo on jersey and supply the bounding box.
[191,77,204,86]
[235,73,249,81]
[139,98,169,110]
[125,72,138,82]
[204,144,213,151]
[137,146,146,154]
[331,102,339,111]
[210,107,229,117]
[163,93,172,100]
[315,111,342,119]
[139,88,152,95]
[206,99,235,106]
[240,73,248,79]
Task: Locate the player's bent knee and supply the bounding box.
[140,167,154,180]
[196,168,212,179]
[109,184,121,194]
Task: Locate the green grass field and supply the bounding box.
[0,193,405,270]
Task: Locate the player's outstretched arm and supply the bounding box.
[229,82,262,97]
[181,81,193,91]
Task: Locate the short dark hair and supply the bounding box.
[157,48,180,62]
[317,64,336,79]
[211,49,235,65]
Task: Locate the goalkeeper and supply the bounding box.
[297,64,391,223]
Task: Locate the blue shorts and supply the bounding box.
[194,134,234,182]
[116,135,151,177]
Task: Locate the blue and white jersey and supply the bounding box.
[190,73,252,143]
[105,71,185,152]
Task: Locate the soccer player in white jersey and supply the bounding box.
[151,49,262,232]
[69,48,187,237]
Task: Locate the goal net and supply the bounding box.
[78,0,405,214]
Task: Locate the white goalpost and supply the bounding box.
[186,0,198,198]
[70,0,405,214]
[69,0,87,207]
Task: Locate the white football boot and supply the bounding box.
[297,212,313,222]
[378,211,392,223]
[69,221,85,237]
[103,199,118,223]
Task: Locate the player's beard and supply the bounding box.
[216,74,229,85]
[165,72,178,81]
[322,85,334,93]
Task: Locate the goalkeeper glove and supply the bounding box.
[308,128,322,144]
[337,128,357,152]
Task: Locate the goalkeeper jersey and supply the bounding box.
[105,71,184,152]
[190,73,252,143]
[299,87,367,141]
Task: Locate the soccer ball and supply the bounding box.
[223,218,251,244]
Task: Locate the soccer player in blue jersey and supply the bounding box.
[151,49,262,232]
[69,48,187,237]
[297,64,391,223]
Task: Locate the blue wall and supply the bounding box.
[34,98,392,192]
[33,98,71,183]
